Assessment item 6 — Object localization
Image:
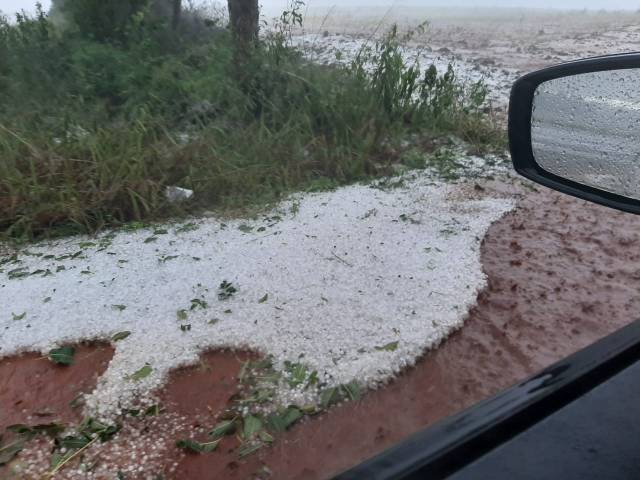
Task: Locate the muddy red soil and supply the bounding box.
[3,184,640,479]
[0,343,114,432]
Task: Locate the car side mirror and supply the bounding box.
[509,54,640,214]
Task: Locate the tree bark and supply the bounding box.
[228,0,260,69]
[171,0,181,31]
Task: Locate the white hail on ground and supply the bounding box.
[0,168,513,420]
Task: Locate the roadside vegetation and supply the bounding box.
[0,0,503,241]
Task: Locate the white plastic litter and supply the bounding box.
[164,186,194,203]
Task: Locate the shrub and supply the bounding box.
[0,3,503,240]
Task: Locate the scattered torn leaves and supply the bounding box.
[48,346,75,365]
[176,222,199,233]
[283,361,311,389]
[1,422,66,465]
[209,419,237,440]
[46,417,119,474]
[176,438,220,454]
[190,298,208,310]
[7,267,29,279]
[7,423,65,437]
[266,407,303,433]
[218,281,237,300]
[79,417,119,442]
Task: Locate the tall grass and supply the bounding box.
[0,2,503,240]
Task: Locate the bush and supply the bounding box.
[0,2,503,240]
[58,0,149,42]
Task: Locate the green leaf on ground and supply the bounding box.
[48,346,75,365]
[111,304,127,311]
[59,435,91,450]
[8,267,29,279]
[176,223,199,233]
[238,441,263,458]
[111,331,131,342]
[129,364,153,381]
[0,437,26,465]
[238,224,253,233]
[177,309,188,321]
[218,281,237,300]
[7,423,65,437]
[259,430,274,444]
[144,404,163,416]
[190,298,208,310]
[375,341,399,352]
[50,450,74,469]
[267,407,303,432]
[209,419,237,440]
[258,294,268,303]
[320,387,340,408]
[176,439,220,453]
[284,361,309,388]
[11,312,26,321]
[341,381,362,401]
[242,415,263,440]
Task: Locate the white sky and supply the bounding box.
[1,0,639,17]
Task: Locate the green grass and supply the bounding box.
[0,2,504,241]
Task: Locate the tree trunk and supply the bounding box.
[228,0,260,72]
[171,0,181,31]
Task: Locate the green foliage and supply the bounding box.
[0,3,502,240]
[176,438,220,453]
[48,346,76,365]
[59,0,150,42]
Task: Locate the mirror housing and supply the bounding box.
[509,53,640,214]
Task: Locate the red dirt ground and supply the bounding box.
[3,184,640,479]
[0,343,114,432]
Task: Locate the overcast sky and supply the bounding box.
[2,0,639,17]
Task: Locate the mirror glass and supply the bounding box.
[531,68,640,200]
